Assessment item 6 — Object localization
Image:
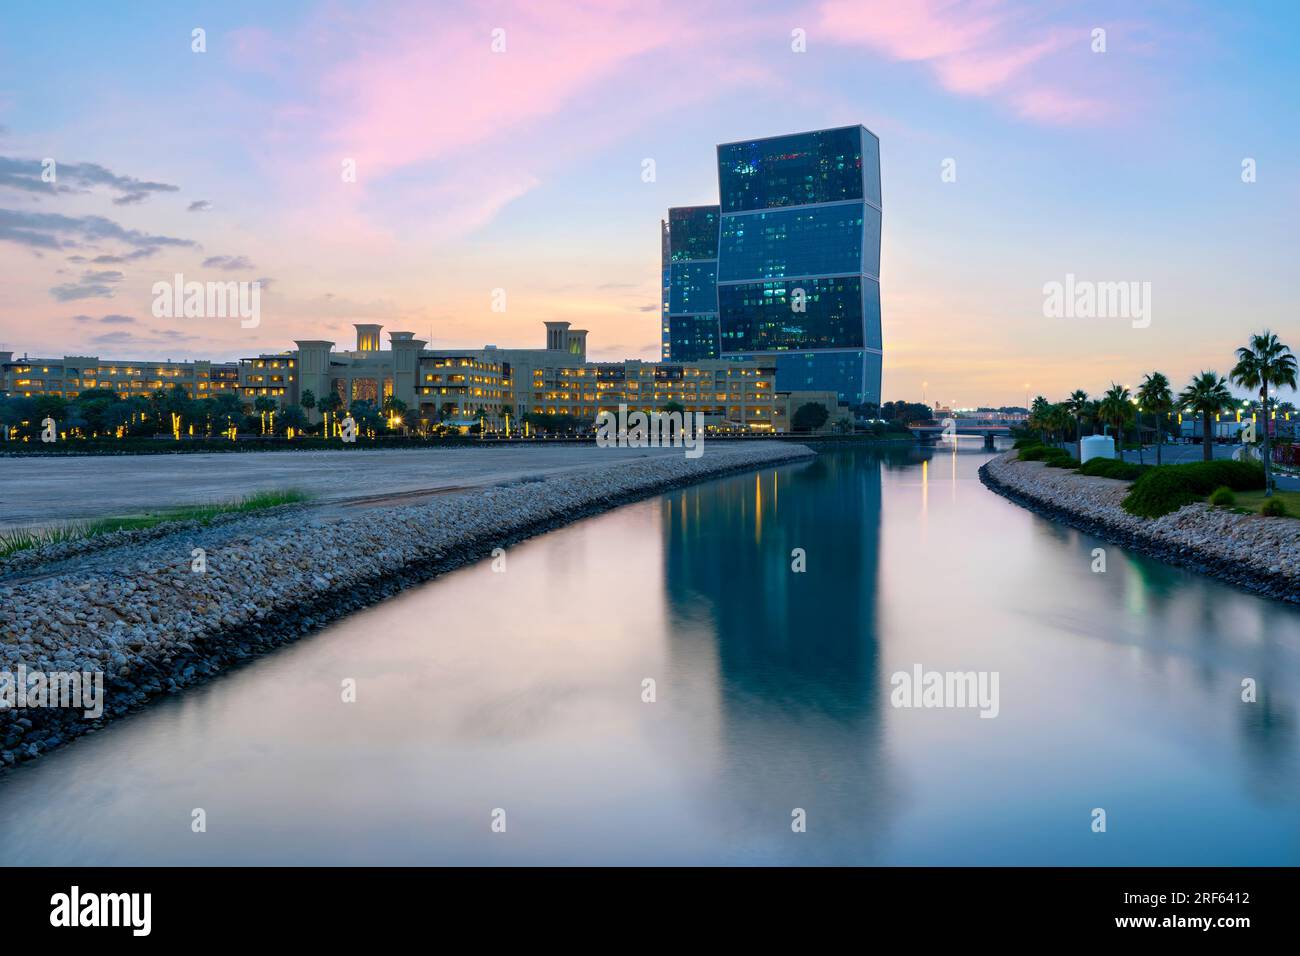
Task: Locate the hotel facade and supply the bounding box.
[241,321,847,433]
[2,322,849,435]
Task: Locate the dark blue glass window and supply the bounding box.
[667,315,720,361]
[718,127,866,213]
[862,203,881,277]
[724,350,872,404]
[668,206,720,261]
[718,203,866,281]
[863,278,882,350]
[669,261,718,314]
[862,350,882,406]
[718,276,865,352]
[861,130,881,207]
[773,352,867,404]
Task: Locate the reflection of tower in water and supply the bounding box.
[660,449,898,862]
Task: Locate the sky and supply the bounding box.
[0,0,1296,407]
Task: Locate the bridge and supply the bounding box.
[908,419,1016,449]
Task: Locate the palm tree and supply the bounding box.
[1029,395,1051,444]
[1084,399,1102,437]
[253,396,277,435]
[381,396,409,432]
[300,389,316,427]
[1137,372,1174,466]
[1099,384,1133,458]
[319,392,344,438]
[1065,389,1089,451]
[1230,331,1297,495]
[1178,371,1233,462]
[1046,404,1074,446]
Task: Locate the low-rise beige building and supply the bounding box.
[0,351,239,401]
[4,323,851,435]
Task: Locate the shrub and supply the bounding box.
[1020,445,1072,462]
[1261,498,1289,517]
[1122,461,1266,518]
[1013,437,1040,449]
[1208,486,1236,507]
[1078,457,1145,481]
[1047,457,1081,468]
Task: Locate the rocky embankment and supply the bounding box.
[981,451,1298,604]
[0,444,815,771]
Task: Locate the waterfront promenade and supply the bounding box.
[0,445,717,530]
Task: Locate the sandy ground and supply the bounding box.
[0,444,782,529]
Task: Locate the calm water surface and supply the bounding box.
[2,443,1298,864]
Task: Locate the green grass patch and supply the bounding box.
[1232,489,1299,519]
[1047,456,1081,468]
[1121,461,1266,518]
[0,488,310,558]
[0,524,86,558]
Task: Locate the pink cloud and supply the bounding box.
[235,0,776,247]
[321,0,700,174]
[818,0,1114,124]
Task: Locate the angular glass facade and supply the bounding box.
[714,126,881,405]
[661,126,881,404]
[662,205,721,362]
[718,202,870,282]
[718,276,865,352]
[718,126,869,213]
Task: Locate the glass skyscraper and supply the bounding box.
[661,126,882,405]
[661,205,721,362]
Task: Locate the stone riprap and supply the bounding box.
[0,443,815,771]
[981,451,1298,603]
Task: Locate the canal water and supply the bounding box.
[2,442,1297,864]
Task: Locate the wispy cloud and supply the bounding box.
[242,0,774,240]
[0,208,196,254]
[203,254,255,270]
[72,313,136,325]
[0,156,180,203]
[51,268,124,301]
[818,0,1114,124]
[88,328,198,348]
